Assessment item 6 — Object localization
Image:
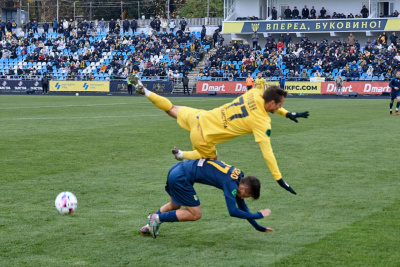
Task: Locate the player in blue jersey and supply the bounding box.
[141,159,273,238]
[389,71,400,115]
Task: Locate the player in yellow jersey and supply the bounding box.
[254,72,267,92]
[129,75,309,194]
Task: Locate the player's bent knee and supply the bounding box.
[187,206,202,221]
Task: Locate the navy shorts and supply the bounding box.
[165,163,200,207]
[391,89,400,100]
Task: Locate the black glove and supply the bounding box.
[286,111,309,123]
[277,178,297,195]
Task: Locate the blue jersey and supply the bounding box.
[166,159,266,231]
[389,77,400,99]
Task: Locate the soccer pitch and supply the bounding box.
[1,94,399,266]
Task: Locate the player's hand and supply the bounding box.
[265,228,274,233]
[259,209,271,217]
[277,178,297,195]
[286,111,309,123]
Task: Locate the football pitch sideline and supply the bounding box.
[1,94,399,266]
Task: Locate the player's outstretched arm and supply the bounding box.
[237,199,273,232]
[277,178,297,195]
[286,111,309,123]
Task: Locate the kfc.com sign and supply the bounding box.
[321,82,390,95]
[197,82,248,94]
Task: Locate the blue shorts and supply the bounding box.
[391,89,400,100]
[165,163,200,207]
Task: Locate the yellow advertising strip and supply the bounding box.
[285,82,321,94]
[50,81,110,92]
[222,22,244,34]
[384,19,400,31]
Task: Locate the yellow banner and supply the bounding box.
[50,81,110,92]
[284,82,321,94]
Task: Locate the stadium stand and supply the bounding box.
[196,33,400,82]
[0,27,212,82]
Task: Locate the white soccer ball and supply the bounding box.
[75,93,79,96]
[55,191,78,214]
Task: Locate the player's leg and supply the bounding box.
[175,206,202,221]
[390,98,394,115]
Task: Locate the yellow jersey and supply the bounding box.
[254,77,267,92]
[199,90,289,180]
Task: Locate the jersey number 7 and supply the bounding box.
[227,96,249,121]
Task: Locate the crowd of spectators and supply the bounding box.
[197,32,400,82]
[0,17,212,81]
[237,5,400,21]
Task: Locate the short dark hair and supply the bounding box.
[263,85,287,103]
[240,176,261,200]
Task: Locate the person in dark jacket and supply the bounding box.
[42,74,49,94]
[109,19,116,33]
[201,25,206,42]
[182,74,190,95]
[131,19,138,33]
[284,6,292,19]
[43,21,49,33]
[123,19,130,33]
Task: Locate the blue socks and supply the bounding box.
[158,210,179,222]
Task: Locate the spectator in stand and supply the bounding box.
[271,7,278,20]
[169,19,176,33]
[155,17,161,32]
[392,10,399,17]
[361,5,369,18]
[347,13,355,18]
[284,6,292,19]
[310,6,316,19]
[6,20,12,33]
[123,18,130,33]
[302,5,309,19]
[320,7,327,18]
[213,30,218,48]
[43,20,49,33]
[277,40,284,50]
[348,33,356,46]
[390,32,398,45]
[201,25,206,42]
[109,19,116,33]
[300,69,309,81]
[99,18,106,34]
[131,18,138,33]
[161,19,168,33]
[292,7,299,19]
[52,19,57,33]
[180,18,187,32]
[283,33,291,48]
[0,20,5,36]
[12,20,18,34]
[252,31,259,49]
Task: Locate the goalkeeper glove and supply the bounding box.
[277,178,297,195]
[286,111,309,123]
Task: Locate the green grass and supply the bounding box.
[1,94,399,266]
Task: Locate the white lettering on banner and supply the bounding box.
[326,84,352,92]
[201,83,226,92]
[235,83,247,92]
[364,84,390,93]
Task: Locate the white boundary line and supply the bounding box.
[0,98,229,110]
[1,114,166,120]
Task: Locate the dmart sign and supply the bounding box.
[223,18,400,33]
